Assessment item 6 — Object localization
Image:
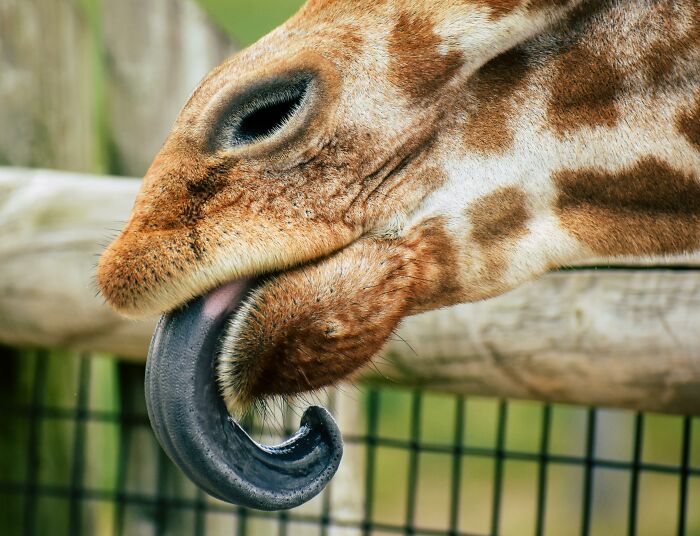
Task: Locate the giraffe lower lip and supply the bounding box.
[144,276,343,510]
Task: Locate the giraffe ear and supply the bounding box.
[144,280,343,510]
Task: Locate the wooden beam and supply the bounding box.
[374,269,700,414]
[2,167,700,413]
[0,167,157,359]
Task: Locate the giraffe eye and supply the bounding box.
[222,78,311,148]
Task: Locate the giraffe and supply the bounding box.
[97,0,700,508]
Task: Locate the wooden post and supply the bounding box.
[100,0,233,176]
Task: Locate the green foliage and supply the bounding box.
[195,0,304,46]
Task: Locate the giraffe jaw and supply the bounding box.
[205,217,455,418]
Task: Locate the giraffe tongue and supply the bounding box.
[144,278,343,510]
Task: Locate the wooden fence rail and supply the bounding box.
[2,166,700,415]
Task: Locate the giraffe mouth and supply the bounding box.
[143,224,441,511]
[144,276,343,511]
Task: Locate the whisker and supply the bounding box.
[392,330,418,357]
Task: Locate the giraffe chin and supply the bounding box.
[212,222,454,418]
[144,277,343,511]
[215,237,419,421]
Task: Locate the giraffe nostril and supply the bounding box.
[236,89,306,142]
[217,75,312,149]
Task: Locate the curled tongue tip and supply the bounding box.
[145,277,344,510]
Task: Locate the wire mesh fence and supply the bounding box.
[1,348,699,536]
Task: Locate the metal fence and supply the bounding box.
[1,349,699,536]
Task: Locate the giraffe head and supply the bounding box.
[98,0,576,412]
[98,0,700,507]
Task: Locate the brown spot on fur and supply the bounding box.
[463,48,531,154]
[547,43,624,135]
[319,25,365,63]
[339,29,365,61]
[678,96,700,150]
[387,13,464,103]
[470,0,522,18]
[643,2,700,86]
[471,186,530,246]
[554,157,700,256]
[468,186,530,280]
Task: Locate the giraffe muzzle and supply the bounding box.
[144,279,343,511]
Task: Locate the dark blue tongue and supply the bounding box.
[144,280,343,511]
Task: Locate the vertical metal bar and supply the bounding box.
[320,392,335,536]
[490,401,507,536]
[154,437,169,536]
[68,355,91,536]
[448,396,465,535]
[405,392,422,534]
[362,389,380,536]
[581,408,597,536]
[627,413,643,536]
[113,405,130,536]
[321,483,332,536]
[677,416,692,536]
[113,407,129,536]
[23,350,47,536]
[277,511,289,536]
[194,489,206,536]
[237,507,248,536]
[535,404,552,536]
[236,413,254,536]
[278,404,294,536]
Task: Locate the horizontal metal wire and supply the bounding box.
[0,482,488,536]
[3,402,698,477]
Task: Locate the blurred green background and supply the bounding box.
[197,0,302,45]
[0,1,699,535]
